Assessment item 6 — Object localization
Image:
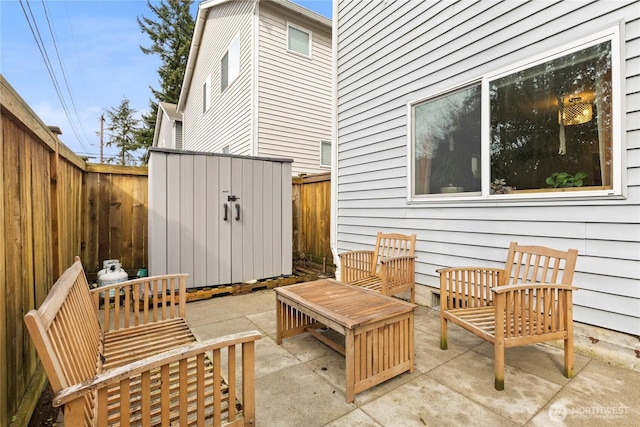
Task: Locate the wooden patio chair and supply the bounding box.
[439,241,579,390]
[339,232,417,303]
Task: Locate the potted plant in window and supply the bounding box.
[545,171,587,188]
[490,179,515,194]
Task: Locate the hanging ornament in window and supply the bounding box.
[558,96,593,126]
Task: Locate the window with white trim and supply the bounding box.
[320,140,331,167]
[409,28,619,199]
[221,35,240,92]
[287,23,311,57]
[411,84,481,195]
[203,74,211,112]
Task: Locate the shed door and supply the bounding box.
[219,156,282,284]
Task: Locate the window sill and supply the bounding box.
[509,185,613,194]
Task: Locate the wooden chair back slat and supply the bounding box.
[503,242,578,286]
[372,232,416,276]
[24,257,102,393]
[93,274,187,332]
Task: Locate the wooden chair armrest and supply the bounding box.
[340,250,375,282]
[379,255,416,264]
[53,330,262,407]
[379,255,416,295]
[491,283,578,294]
[339,250,375,261]
[491,284,576,337]
[439,267,504,309]
[437,266,504,274]
[379,255,415,280]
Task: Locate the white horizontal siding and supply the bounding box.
[257,1,332,175]
[336,0,640,335]
[156,115,174,149]
[182,1,254,155]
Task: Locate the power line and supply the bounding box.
[18,0,90,153]
[40,0,92,150]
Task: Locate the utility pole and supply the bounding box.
[99,114,104,163]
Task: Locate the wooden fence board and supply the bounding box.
[0,94,6,427]
[98,172,112,268]
[4,116,22,421]
[293,172,333,267]
[84,172,100,272]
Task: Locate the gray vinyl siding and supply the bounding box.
[182,1,254,155]
[257,2,332,175]
[336,0,640,335]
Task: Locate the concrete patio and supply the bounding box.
[180,288,640,427]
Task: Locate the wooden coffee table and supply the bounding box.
[275,279,416,402]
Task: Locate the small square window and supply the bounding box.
[288,24,311,57]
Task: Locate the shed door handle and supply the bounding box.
[223,203,228,221]
[235,203,240,221]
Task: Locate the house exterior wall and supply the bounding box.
[335,0,640,335]
[156,110,180,148]
[257,1,333,175]
[182,0,254,155]
[156,113,175,149]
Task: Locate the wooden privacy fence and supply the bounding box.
[292,172,333,268]
[1,76,148,427]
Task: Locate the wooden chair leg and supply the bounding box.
[440,316,448,350]
[410,286,415,304]
[494,339,505,391]
[564,337,574,378]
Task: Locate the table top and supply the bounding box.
[275,279,416,329]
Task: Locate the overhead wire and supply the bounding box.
[40,0,92,150]
[18,0,90,153]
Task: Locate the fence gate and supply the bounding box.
[148,148,292,288]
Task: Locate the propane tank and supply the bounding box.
[97,259,128,297]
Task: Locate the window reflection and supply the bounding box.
[413,84,481,195]
[489,41,612,192]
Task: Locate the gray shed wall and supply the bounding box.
[148,148,293,288]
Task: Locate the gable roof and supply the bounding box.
[176,0,331,111]
[152,101,181,147]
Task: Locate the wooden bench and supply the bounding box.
[439,242,578,390]
[24,257,261,426]
[339,232,417,303]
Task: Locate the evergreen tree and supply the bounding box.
[137,0,195,157]
[104,98,141,165]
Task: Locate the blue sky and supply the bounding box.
[0,0,332,161]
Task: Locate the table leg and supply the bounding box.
[276,299,283,345]
[345,328,355,403]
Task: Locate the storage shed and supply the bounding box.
[148,148,293,288]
